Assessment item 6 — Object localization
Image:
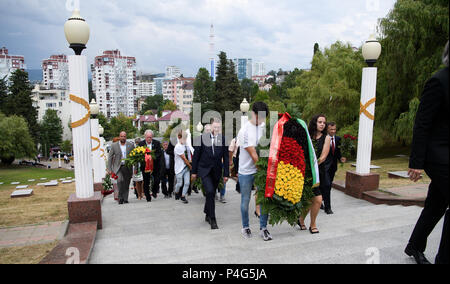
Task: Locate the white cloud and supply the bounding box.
[0,0,396,75]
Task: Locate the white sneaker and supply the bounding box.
[260,228,273,241]
[241,228,252,239]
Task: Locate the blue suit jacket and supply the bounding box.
[192,133,229,179]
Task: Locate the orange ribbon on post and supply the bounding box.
[360,98,376,121]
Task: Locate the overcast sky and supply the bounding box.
[0,0,396,76]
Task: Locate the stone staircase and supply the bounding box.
[89,179,443,264]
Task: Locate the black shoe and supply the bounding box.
[254,211,260,219]
[205,215,211,224]
[118,199,124,205]
[169,193,172,198]
[210,218,218,230]
[325,209,334,215]
[297,220,307,230]
[193,187,199,194]
[175,193,180,200]
[181,196,188,204]
[152,193,157,198]
[124,200,129,204]
[147,196,152,202]
[405,244,431,264]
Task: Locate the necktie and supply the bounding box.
[331,137,335,155]
[211,136,215,156]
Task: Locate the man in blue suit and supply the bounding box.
[192,118,229,230]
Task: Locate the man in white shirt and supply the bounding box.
[237,102,272,241]
[174,131,192,204]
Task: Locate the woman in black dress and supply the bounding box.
[298,114,331,234]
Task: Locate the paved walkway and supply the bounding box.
[89,180,443,264]
[0,221,68,248]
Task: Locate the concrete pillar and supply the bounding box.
[90,118,102,183]
[68,55,94,199]
[356,67,377,175]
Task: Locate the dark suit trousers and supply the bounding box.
[409,165,449,263]
[161,170,175,196]
[118,165,132,202]
[202,172,220,219]
[319,165,332,210]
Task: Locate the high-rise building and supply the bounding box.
[31,84,72,141]
[162,77,195,109]
[252,61,266,76]
[91,50,137,118]
[165,66,181,79]
[232,58,252,80]
[137,80,156,98]
[0,47,26,83]
[154,77,165,95]
[42,55,69,90]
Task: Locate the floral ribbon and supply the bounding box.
[145,148,154,173]
[69,94,91,128]
[360,97,376,121]
[265,112,291,198]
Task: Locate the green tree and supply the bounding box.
[39,109,63,158]
[109,113,137,139]
[376,0,449,132]
[193,68,215,113]
[140,94,164,115]
[0,76,7,114]
[61,140,73,153]
[213,52,243,118]
[240,78,258,103]
[162,100,178,111]
[314,43,320,55]
[393,98,420,146]
[288,41,365,127]
[4,70,39,142]
[0,113,36,164]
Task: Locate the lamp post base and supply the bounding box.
[345,171,380,199]
[68,192,102,229]
[93,182,103,192]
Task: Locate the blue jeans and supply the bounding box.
[219,181,227,197]
[239,174,269,229]
[175,167,190,197]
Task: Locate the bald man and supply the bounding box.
[108,131,135,204]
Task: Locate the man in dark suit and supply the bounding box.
[161,140,175,198]
[139,130,162,202]
[192,118,229,230]
[406,41,449,265]
[323,122,346,214]
[107,131,135,204]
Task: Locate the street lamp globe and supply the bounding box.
[98,125,104,136]
[240,98,250,113]
[362,34,382,67]
[64,9,90,55]
[90,99,99,118]
[196,122,204,132]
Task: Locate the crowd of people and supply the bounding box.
[104,42,448,263]
[106,102,347,241]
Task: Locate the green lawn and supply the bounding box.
[0,165,74,189]
[334,146,431,189]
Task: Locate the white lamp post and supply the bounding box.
[240,98,250,128]
[196,122,203,132]
[355,35,382,174]
[65,9,94,198]
[90,99,102,184]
